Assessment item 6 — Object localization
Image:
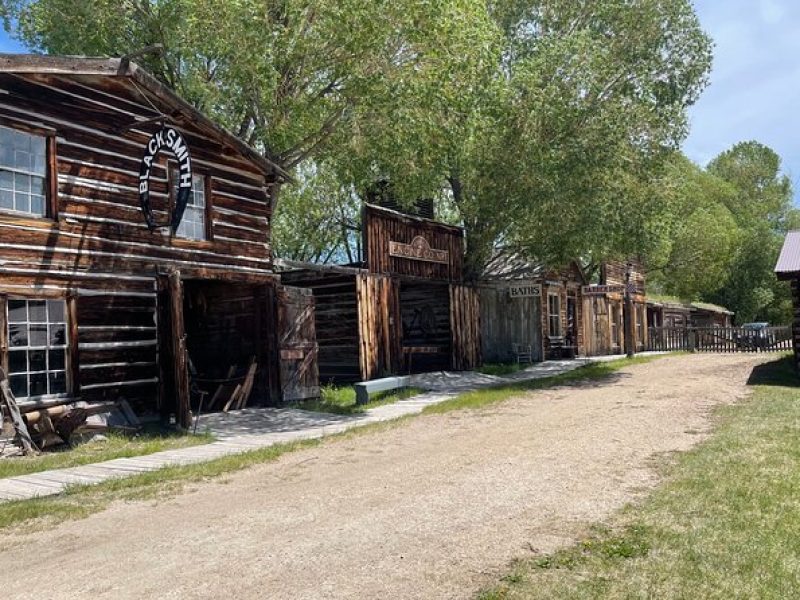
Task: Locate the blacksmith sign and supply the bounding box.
[507,284,541,298]
[389,236,449,264]
[139,126,193,233]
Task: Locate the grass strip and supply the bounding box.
[292,384,424,415]
[478,353,800,599]
[0,426,213,480]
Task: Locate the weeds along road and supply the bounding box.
[0,353,771,600]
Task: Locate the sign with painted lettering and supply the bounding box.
[139,126,193,233]
[508,284,541,298]
[389,236,449,264]
[581,284,627,295]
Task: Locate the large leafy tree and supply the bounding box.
[705,142,795,324]
[328,0,713,276]
[646,155,740,300]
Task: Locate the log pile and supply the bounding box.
[1,365,141,455]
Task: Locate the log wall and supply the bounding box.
[0,71,278,415]
[280,270,362,383]
[0,73,273,280]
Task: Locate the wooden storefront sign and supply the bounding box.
[582,284,627,296]
[389,236,449,264]
[508,284,541,298]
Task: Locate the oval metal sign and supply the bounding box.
[138,126,193,233]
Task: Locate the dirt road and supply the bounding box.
[0,354,769,599]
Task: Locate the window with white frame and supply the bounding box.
[7,299,68,400]
[0,126,47,217]
[171,170,207,240]
[548,293,561,337]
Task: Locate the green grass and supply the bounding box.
[292,383,423,415]
[0,425,213,480]
[425,355,664,415]
[478,354,800,599]
[477,363,529,376]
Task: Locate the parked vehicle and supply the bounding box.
[737,322,771,349]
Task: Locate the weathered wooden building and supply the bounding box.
[582,260,648,356]
[480,253,586,362]
[280,204,481,382]
[0,54,311,429]
[647,298,733,329]
[775,231,800,368]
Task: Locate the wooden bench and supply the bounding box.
[354,376,411,405]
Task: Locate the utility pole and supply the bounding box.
[624,262,635,358]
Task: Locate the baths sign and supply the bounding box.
[508,284,541,298]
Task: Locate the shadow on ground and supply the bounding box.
[746,355,799,388]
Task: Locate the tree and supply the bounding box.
[1,0,499,182]
[647,155,740,300]
[708,141,794,229]
[704,141,795,324]
[334,0,712,277]
[2,0,712,276]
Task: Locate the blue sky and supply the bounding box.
[0,3,797,198]
[686,0,800,201]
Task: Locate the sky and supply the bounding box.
[685,0,800,201]
[0,2,796,198]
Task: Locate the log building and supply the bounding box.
[0,54,311,429]
[280,204,481,382]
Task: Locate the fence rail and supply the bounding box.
[647,326,792,353]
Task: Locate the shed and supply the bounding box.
[279,204,481,382]
[0,54,314,429]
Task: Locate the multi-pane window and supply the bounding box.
[0,126,47,217]
[548,293,561,336]
[172,170,207,241]
[7,299,68,399]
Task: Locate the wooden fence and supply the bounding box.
[647,326,792,353]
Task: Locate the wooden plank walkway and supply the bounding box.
[0,356,641,503]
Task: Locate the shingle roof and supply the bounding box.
[775,231,800,279]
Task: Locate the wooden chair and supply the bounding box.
[512,343,533,364]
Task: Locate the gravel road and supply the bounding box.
[0,353,769,599]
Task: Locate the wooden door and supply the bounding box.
[278,286,320,402]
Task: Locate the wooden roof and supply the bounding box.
[0,53,292,182]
